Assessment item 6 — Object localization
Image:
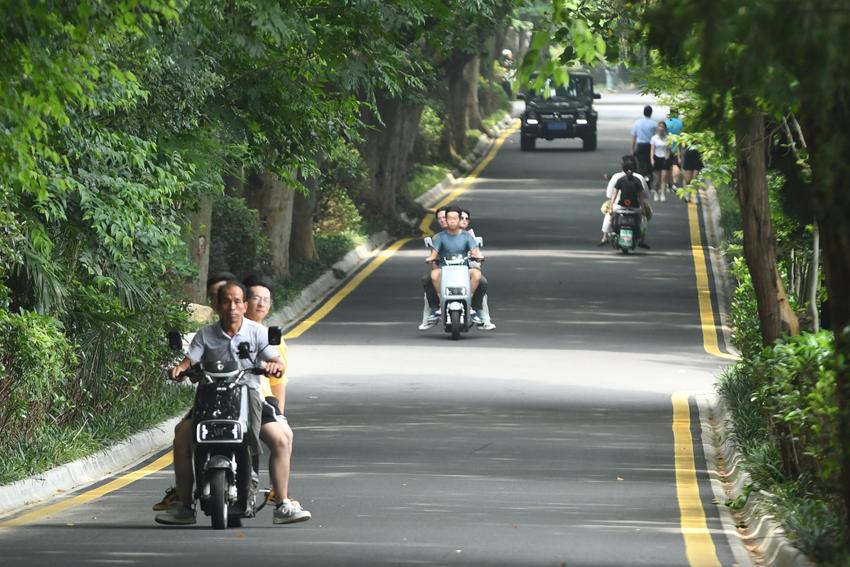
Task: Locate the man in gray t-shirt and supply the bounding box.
[157,282,308,526]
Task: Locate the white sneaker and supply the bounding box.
[418,320,436,331]
[478,322,496,330]
[653,191,659,202]
[154,502,196,525]
[660,191,666,202]
[273,498,311,525]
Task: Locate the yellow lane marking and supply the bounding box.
[672,392,722,567]
[418,122,520,235]
[0,452,173,529]
[687,200,738,360]
[284,237,414,339]
[288,121,520,340]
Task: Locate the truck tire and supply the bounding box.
[582,134,597,151]
[520,135,536,152]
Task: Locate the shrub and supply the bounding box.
[315,185,363,235]
[209,193,272,279]
[728,256,764,359]
[413,106,444,164]
[0,310,78,444]
[478,77,511,119]
[753,332,840,490]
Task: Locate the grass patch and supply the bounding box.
[406,163,451,199]
[271,230,367,307]
[482,110,508,132]
[0,384,194,485]
[466,128,483,155]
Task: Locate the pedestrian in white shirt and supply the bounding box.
[650,121,672,201]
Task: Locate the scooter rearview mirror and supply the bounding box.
[268,326,282,346]
[167,330,183,351]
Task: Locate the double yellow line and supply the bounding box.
[674,193,741,565]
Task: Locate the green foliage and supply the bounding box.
[0,310,78,443]
[414,106,445,165]
[406,164,452,199]
[728,257,764,359]
[315,185,364,236]
[754,332,841,489]
[209,194,272,280]
[271,232,366,307]
[719,332,849,561]
[466,128,484,155]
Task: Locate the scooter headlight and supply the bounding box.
[446,287,468,297]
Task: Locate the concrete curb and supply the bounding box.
[414,113,514,209]
[265,230,391,329]
[696,396,814,567]
[698,183,739,356]
[0,415,183,518]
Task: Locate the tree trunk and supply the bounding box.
[809,220,820,331]
[466,54,482,131]
[734,101,799,345]
[357,92,424,232]
[516,29,531,66]
[244,171,295,280]
[735,99,801,480]
[182,195,212,303]
[440,49,475,162]
[290,181,319,263]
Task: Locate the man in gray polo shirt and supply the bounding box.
[156,282,310,525]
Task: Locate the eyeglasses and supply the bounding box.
[247,296,271,306]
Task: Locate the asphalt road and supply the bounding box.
[0,96,747,566]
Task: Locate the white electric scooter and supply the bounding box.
[422,236,486,340]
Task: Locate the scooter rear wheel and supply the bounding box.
[209,469,228,530]
[449,311,461,340]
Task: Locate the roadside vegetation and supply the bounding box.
[0,0,528,484]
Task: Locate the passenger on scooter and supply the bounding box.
[425,206,486,324]
[243,274,301,507]
[607,156,651,250]
[460,209,495,330]
[155,282,310,526]
[599,156,650,246]
[420,206,450,319]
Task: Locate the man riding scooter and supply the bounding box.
[425,207,486,325]
[606,156,651,250]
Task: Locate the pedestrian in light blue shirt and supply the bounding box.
[631,105,656,185]
[665,109,684,187]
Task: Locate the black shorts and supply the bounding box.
[669,154,680,167]
[683,149,703,171]
[652,156,671,171]
[262,396,285,424]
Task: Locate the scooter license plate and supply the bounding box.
[619,229,634,246]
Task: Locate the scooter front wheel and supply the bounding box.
[449,311,461,340]
[209,469,228,530]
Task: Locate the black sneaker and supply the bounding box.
[638,242,651,250]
